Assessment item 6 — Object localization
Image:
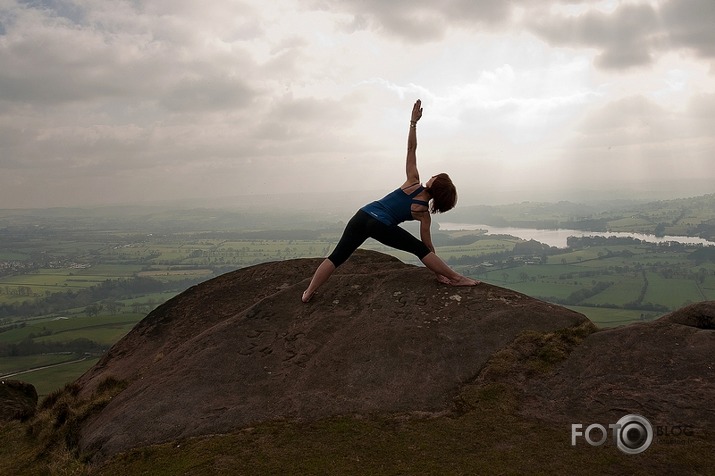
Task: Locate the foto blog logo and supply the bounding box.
[571,414,653,455]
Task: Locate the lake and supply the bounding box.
[436,222,715,248]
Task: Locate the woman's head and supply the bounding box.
[426,173,457,214]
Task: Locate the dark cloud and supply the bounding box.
[527,3,660,69]
[320,0,715,70]
[526,0,715,70]
[0,8,149,105]
[0,1,266,114]
[159,75,257,113]
[17,0,85,24]
[313,0,518,41]
[660,0,715,59]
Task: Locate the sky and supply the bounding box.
[0,0,714,209]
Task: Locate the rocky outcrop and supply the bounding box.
[0,379,37,422]
[520,301,715,431]
[74,250,589,460]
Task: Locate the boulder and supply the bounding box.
[520,301,715,433]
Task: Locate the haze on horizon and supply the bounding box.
[1,0,714,209]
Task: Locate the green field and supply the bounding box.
[566,305,659,327]
[0,313,144,396]
[8,357,100,397]
[581,275,643,306]
[471,238,714,327]
[0,354,75,375]
[0,314,143,342]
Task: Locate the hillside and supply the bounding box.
[2,250,713,474]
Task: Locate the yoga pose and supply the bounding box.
[302,99,478,302]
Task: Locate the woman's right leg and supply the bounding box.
[302,259,336,302]
[302,211,369,302]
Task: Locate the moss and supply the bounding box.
[453,322,598,416]
[23,376,129,468]
[501,322,596,375]
[95,376,127,395]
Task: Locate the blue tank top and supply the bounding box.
[361,184,429,226]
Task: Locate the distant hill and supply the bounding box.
[4,191,714,238]
[446,193,715,240]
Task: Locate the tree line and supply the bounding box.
[0,276,204,319]
[0,337,105,358]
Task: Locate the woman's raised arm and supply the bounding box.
[405,99,422,185]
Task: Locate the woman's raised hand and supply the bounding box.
[411,99,423,123]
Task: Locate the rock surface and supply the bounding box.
[0,379,37,422]
[75,250,589,459]
[521,301,715,431]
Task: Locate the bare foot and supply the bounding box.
[449,275,480,286]
[302,290,316,303]
[436,275,451,285]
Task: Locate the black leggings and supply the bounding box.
[328,210,431,267]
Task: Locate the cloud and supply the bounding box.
[526,0,715,71]
[572,92,715,153]
[0,1,281,175]
[553,93,715,191]
[660,0,715,59]
[526,3,660,70]
[318,1,715,71]
[313,0,518,41]
[0,0,713,208]
[0,1,267,110]
[573,95,680,147]
[159,75,257,113]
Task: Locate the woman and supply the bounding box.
[302,99,478,302]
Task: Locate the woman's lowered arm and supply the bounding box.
[419,212,435,253]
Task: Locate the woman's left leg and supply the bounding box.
[421,252,479,285]
[369,222,478,286]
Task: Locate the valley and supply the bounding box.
[1,193,714,396]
